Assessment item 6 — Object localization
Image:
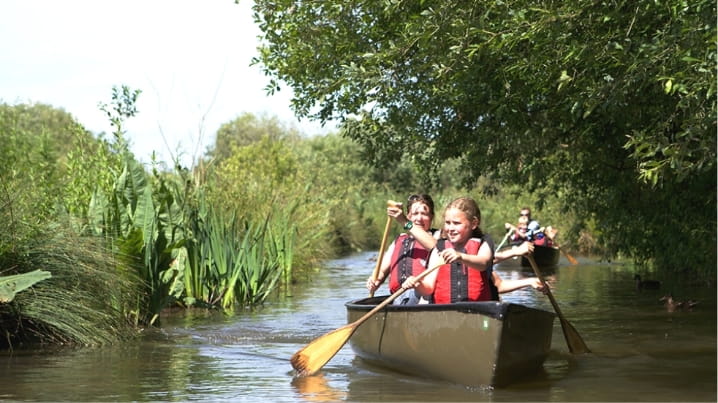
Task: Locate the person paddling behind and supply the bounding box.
[366,194,440,305]
[506,215,531,245]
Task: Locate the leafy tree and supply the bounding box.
[0,101,124,221]
[0,102,88,162]
[0,103,82,227]
[251,0,716,275]
[207,112,301,162]
[292,132,385,253]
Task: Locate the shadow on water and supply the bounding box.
[0,251,715,402]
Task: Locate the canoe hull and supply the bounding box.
[346,297,555,387]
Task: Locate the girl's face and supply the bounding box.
[443,207,477,247]
[407,202,433,231]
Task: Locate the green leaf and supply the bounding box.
[0,270,52,303]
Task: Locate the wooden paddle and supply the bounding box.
[291,259,444,377]
[560,247,579,265]
[526,255,590,354]
[369,200,401,297]
[544,227,578,265]
[495,228,513,252]
[370,217,392,297]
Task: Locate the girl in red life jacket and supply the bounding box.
[366,194,440,304]
[402,197,494,304]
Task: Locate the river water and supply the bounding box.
[0,252,715,402]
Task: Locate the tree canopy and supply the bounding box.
[208,112,301,162]
[251,0,716,272]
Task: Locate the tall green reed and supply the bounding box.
[182,194,291,310]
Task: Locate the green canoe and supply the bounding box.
[346,297,555,387]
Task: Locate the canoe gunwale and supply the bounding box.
[345,297,510,320]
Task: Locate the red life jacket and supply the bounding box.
[531,231,553,247]
[510,228,526,245]
[388,234,431,293]
[433,238,492,304]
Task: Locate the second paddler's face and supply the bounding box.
[407,201,433,231]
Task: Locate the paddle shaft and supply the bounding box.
[370,216,393,297]
[495,229,513,252]
[526,254,590,354]
[290,260,445,376]
[527,255,566,317]
[358,261,442,328]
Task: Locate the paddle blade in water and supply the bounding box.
[560,318,591,354]
[527,254,590,354]
[291,324,356,376]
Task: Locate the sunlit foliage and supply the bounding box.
[252,0,716,275]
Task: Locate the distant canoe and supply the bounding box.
[521,244,560,267]
[498,244,561,268]
[346,296,555,387]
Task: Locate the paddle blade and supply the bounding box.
[559,318,591,354]
[291,324,356,376]
[562,249,579,265]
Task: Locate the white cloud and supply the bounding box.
[0,0,334,166]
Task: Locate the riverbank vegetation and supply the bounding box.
[0,93,435,348]
[0,92,576,348]
[1,0,714,350]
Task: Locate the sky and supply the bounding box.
[0,0,334,166]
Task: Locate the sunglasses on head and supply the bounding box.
[408,194,432,202]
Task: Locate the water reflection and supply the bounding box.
[292,373,347,401]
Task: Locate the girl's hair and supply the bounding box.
[443,197,483,238]
[407,193,435,218]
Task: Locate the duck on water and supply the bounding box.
[660,294,699,312]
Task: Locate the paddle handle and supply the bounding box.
[370,216,393,297]
[357,260,444,328]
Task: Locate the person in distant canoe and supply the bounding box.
[506,215,531,245]
[366,194,440,305]
[401,197,546,303]
[506,207,558,247]
[520,206,540,233]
